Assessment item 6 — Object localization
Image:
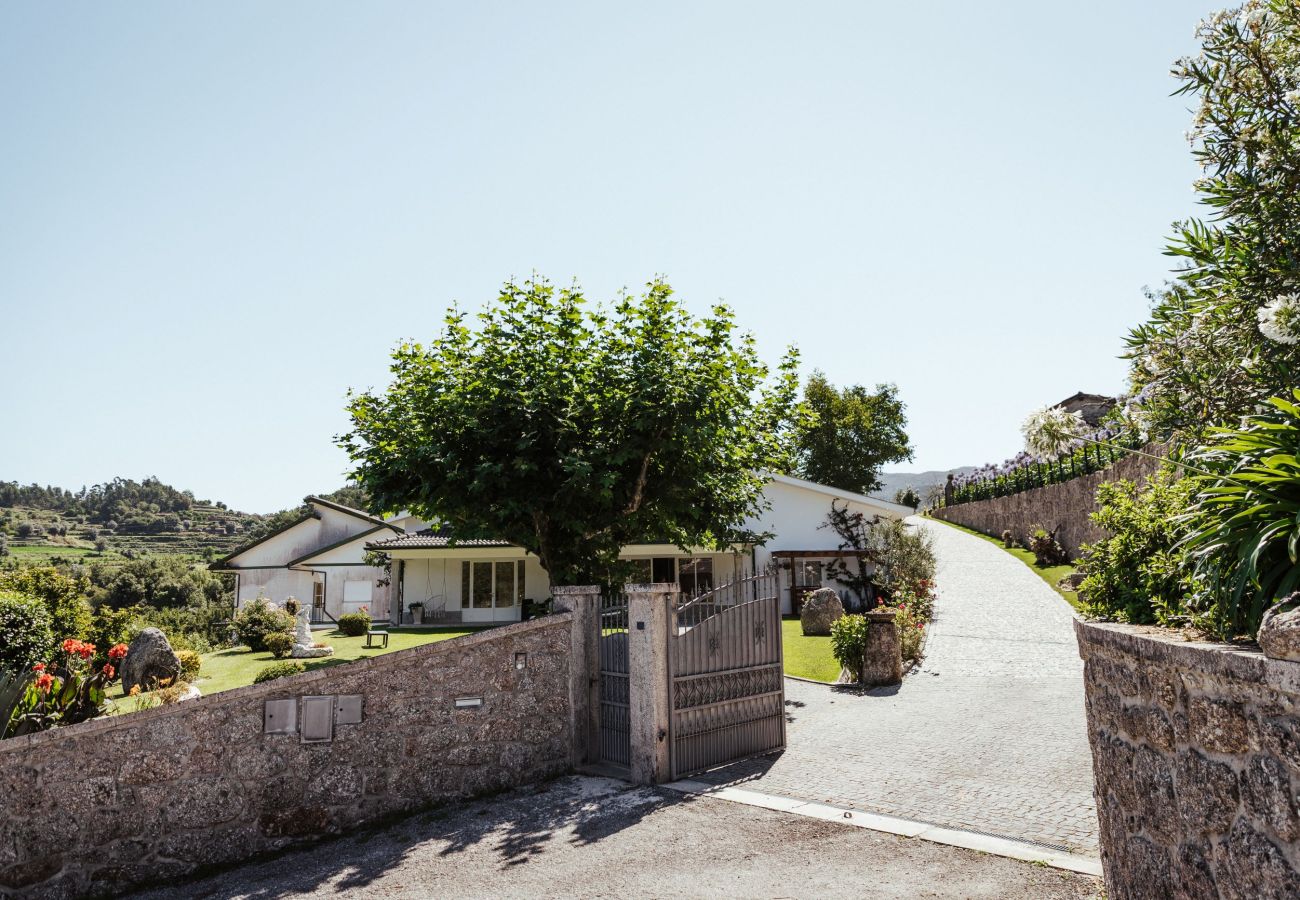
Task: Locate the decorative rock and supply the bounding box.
[800,588,844,636]
[120,628,182,694]
[1057,571,1086,591]
[1257,593,1300,661]
[290,603,333,659]
[861,609,902,687]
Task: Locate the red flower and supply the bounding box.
[61,638,80,655]
[31,662,45,673]
[102,664,116,680]
[35,673,54,694]
[108,644,128,661]
[78,642,96,659]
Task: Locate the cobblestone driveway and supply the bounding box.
[694,518,1100,855]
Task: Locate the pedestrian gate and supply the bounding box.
[597,593,631,767]
[668,574,785,779]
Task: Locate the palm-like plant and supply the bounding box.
[1180,390,1300,637]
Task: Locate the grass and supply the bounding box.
[929,518,1083,612]
[108,626,479,708]
[781,617,842,683]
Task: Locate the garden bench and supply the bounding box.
[364,629,389,649]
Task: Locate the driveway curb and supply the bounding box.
[663,779,1103,878]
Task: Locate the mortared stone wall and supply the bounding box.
[1077,620,1300,898]
[0,615,573,898]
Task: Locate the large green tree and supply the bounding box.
[793,373,912,495]
[341,276,800,584]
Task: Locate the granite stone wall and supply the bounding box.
[932,447,1165,559]
[0,615,573,898]
[1076,620,1300,899]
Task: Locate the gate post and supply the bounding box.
[625,583,674,785]
[553,585,602,767]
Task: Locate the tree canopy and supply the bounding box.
[341,276,800,584]
[793,373,912,495]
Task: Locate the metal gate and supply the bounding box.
[597,592,631,768]
[668,574,785,779]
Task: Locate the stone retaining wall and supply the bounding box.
[932,446,1164,558]
[0,615,573,898]
[1076,620,1300,898]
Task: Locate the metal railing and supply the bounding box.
[675,573,778,630]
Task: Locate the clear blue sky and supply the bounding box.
[0,1,1209,513]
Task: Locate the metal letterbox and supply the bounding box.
[335,694,363,725]
[300,695,335,743]
[264,698,297,735]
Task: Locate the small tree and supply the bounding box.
[893,487,920,510]
[794,372,912,495]
[342,276,800,584]
[819,501,880,608]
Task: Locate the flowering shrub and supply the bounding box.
[894,603,926,664]
[5,641,127,737]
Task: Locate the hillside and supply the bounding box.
[875,467,976,504]
[0,478,369,567]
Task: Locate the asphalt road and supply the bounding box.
[138,776,1102,899]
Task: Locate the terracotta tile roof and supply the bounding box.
[366,528,514,551]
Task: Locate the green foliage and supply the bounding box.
[92,555,226,610]
[1027,526,1068,567]
[253,660,305,684]
[870,519,936,597]
[1077,473,1197,626]
[337,612,370,637]
[263,632,294,659]
[894,603,926,664]
[795,372,912,495]
[176,649,203,680]
[5,640,122,737]
[0,567,92,643]
[86,605,144,655]
[1127,6,1300,436]
[232,597,294,652]
[1180,392,1300,637]
[829,614,868,678]
[342,275,800,584]
[893,487,920,510]
[0,591,55,677]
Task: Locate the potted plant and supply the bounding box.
[408,601,424,625]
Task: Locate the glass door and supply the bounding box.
[461,560,524,623]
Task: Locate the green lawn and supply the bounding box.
[109,626,478,707]
[930,518,1083,612]
[781,617,842,683]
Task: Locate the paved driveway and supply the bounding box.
[694,518,1099,855]
[138,777,1100,899]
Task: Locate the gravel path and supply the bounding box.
[137,776,1101,899]
[694,517,1099,854]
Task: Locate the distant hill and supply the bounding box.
[0,477,368,567]
[875,468,976,504]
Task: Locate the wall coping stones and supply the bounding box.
[1075,619,1300,695]
[0,612,573,757]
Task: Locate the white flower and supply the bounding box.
[1021,406,1087,460]
[1287,89,1300,105]
[1258,294,1300,344]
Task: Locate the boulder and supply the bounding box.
[1058,571,1086,591]
[800,588,844,636]
[1258,594,1300,662]
[121,627,182,693]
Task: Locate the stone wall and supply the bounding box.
[1076,620,1300,899]
[0,615,573,898]
[932,446,1164,559]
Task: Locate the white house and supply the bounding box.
[365,474,914,625]
[211,496,400,624]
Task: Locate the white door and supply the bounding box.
[463,560,524,623]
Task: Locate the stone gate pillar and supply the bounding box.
[626,583,675,784]
[863,609,903,687]
[552,585,602,767]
